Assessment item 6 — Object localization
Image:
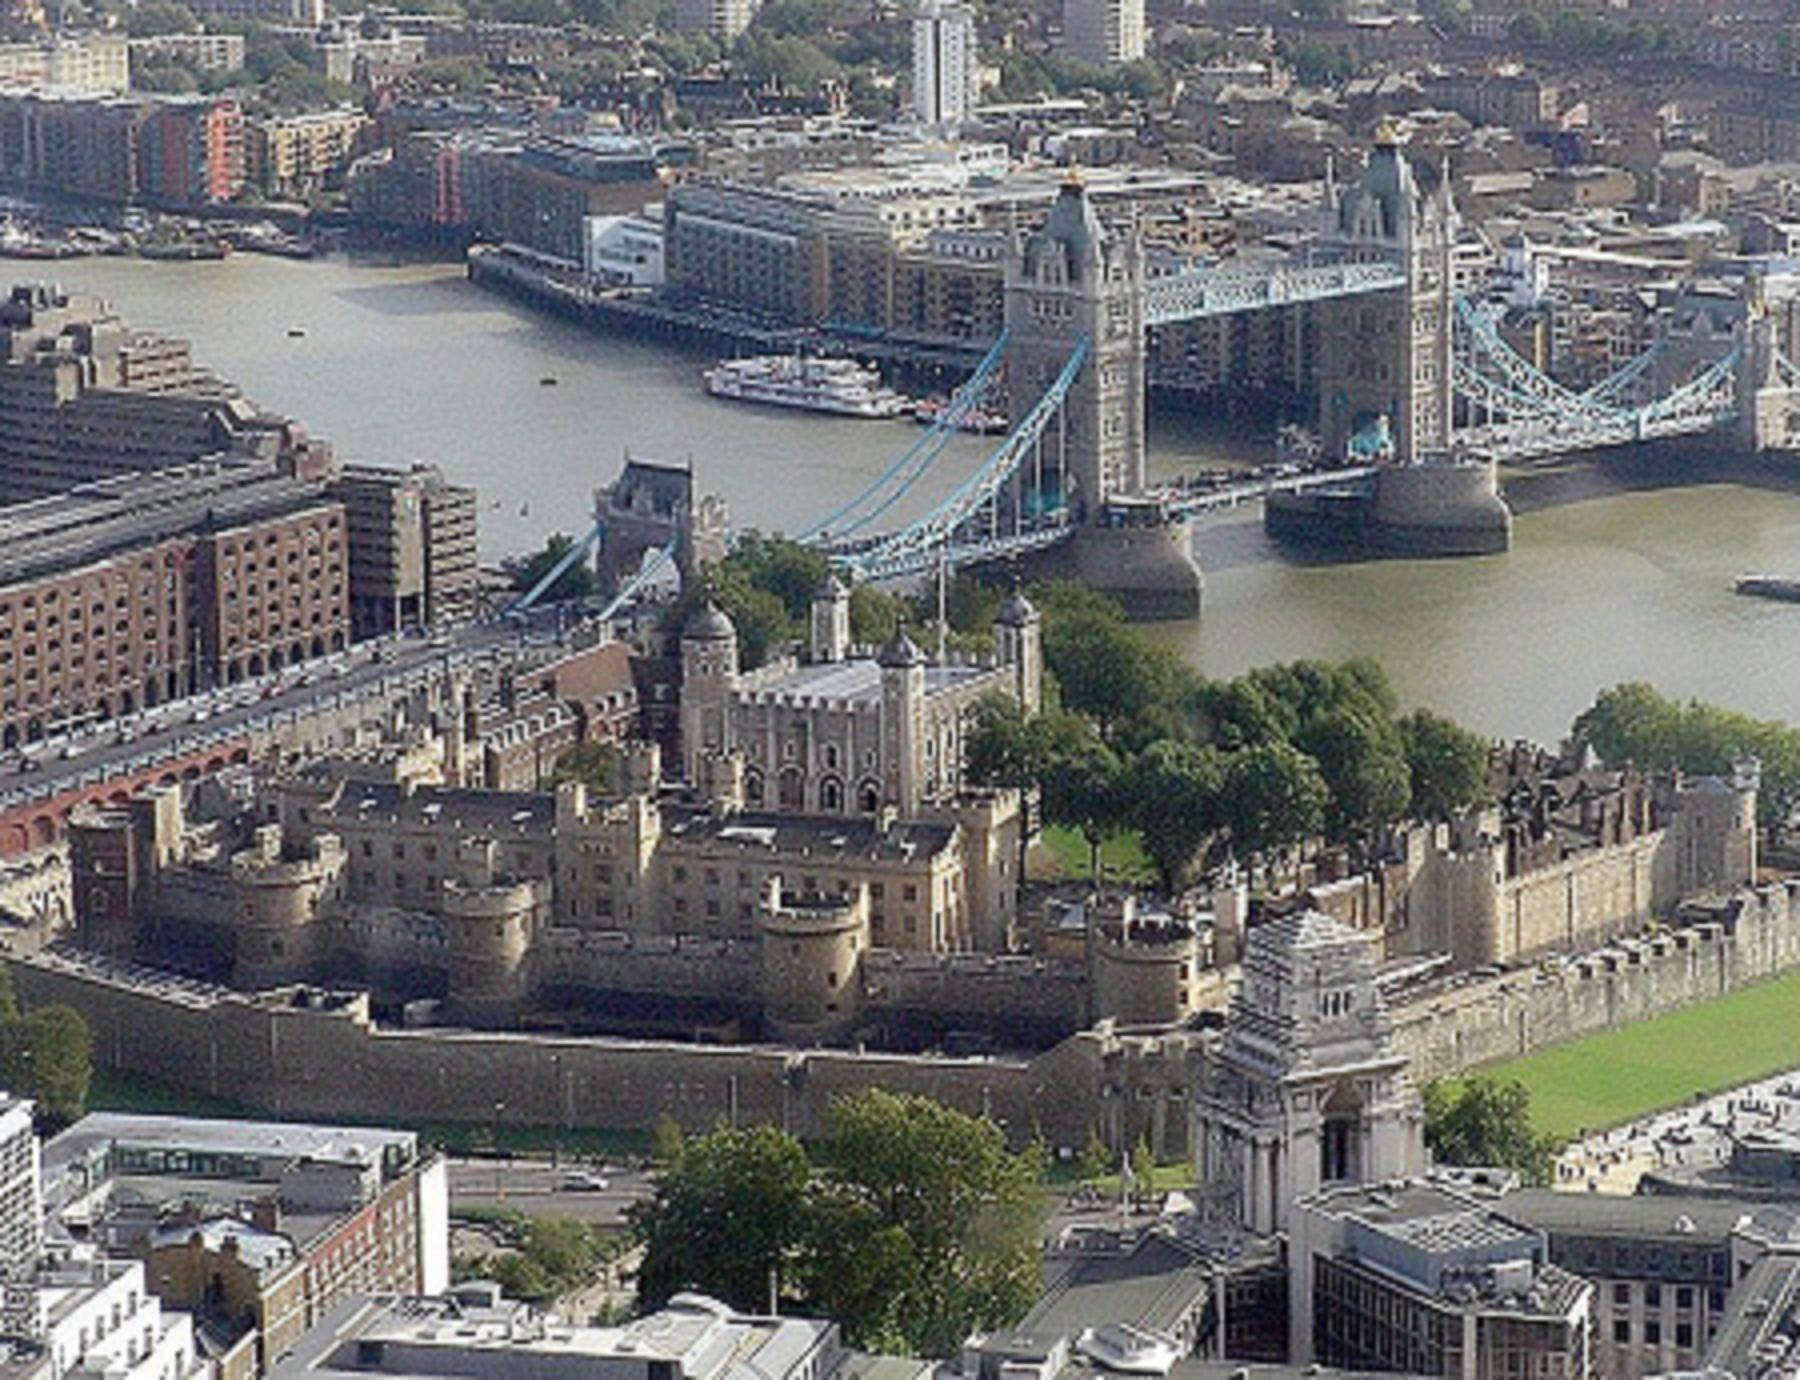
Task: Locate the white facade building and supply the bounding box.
[911,0,980,129]
[1061,0,1144,66]
[26,1256,207,1380]
[584,213,665,286]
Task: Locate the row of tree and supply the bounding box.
[1573,683,1799,825]
[631,1089,1044,1357]
[970,582,1492,891]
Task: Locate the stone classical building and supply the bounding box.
[680,579,1040,824]
[1195,910,1426,1236]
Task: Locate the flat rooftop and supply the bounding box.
[46,1110,417,1182]
[0,458,334,588]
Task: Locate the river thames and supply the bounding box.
[30,252,1800,744]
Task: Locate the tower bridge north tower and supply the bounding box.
[1002,177,1203,619]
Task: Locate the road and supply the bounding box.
[447,1156,657,1227]
[0,608,581,813]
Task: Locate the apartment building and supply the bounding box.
[1062,0,1145,66]
[129,31,247,73]
[249,108,368,199]
[0,458,348,748]
[0,31,128,94]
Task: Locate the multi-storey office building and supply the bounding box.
[1291,1180,1597,1380]
[44,1112,448,1378]
[329,464,478,638]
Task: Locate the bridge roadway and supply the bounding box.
[0,615,572,817]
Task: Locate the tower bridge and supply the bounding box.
[564,132,1800,623]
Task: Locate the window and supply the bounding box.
[1645,1320,1661,1346]
[1647,1285,1662,1308]
[1676,1323,1693,1350]
[1613,1320,1631,1345]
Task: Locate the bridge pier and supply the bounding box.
[1006,507,1202,620]
[1266,459,1511,557]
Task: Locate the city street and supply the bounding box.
[0,610,576,813]
[446,1156,657,1227]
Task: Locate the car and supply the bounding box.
[17,757,39,774]
[558,1170,609,1192]
[329,664,349,679]
[114,726,138,745]
[429,632,453,649]
[188,707,211,723]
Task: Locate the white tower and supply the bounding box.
[1194,910,1425,1236]
[911,0,980,129]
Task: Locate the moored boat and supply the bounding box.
[1734,575,1800,603]
[704,354,910,419]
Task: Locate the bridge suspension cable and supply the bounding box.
[795,330,1009,545]
[839,338,1090,582]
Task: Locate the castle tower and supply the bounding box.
[810,571,851,663]
[679,600,738,787]
[992,583,1042,714]
[1194,910,1424,1236]
[879,627,926,815]
[443,837,545,1027]
[1316,125,1456,466]
[759,877,870,1041]
[1004,176,1147,522]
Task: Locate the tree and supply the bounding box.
[552,741,618,796]
[649,1111,684,1166]
[1077,1129,1110,1182]
[1400,709,1490,819]
[1121,741,1224,893]
[1424,1077,1559,1184]
[631,1123,811,1312]
[1128,1134,1154,1203]
[0,1005,92,1129]
[810,1089,1044,1356]
[1298,707,1412,842]
[1041,604,1183,740]
[1506,10,1548,44]
[1040,731,1124,880]
[1219,741,1328,860]
[505,533,594,604]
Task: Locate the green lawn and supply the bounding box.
[1035,825,1155,884]
[1479,967,1800,1142]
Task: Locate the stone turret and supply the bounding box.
[443,837,546,1026]
[759,877,869,1041]
[1087,893,1201,1028]
[228,825,346,988]
[810,571,851,663]
[879,628,926,814]
[992,583,1042,715]
[679,600,738,787]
